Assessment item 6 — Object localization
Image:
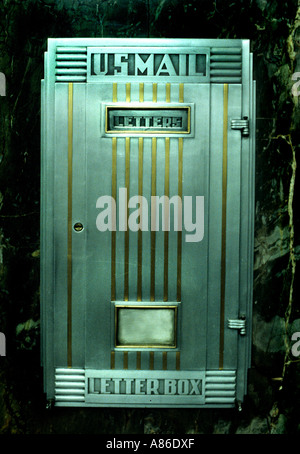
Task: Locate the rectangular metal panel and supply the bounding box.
[41,38,255,408]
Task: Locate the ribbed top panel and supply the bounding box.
[55,47,87,83]
[210,47,242,83]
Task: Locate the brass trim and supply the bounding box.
[113,83,118,103]
[105,105,191,135]
[67,82,73,368]
[176,351,181,371]
[150,137,157,302]
[149,352,154,370]
[110,351,115,369]
[114,305,178,349]
[123,351,128,369]
[137,138,143,301]
[164,138,170,302]
[219,83,229,370]
[111,137,117,302]
[163,352,168,370]
[166,83,171,102]
[177,138,183,302]
[179,83,184,103]
[126,83,131,102]
[124,137,130,302]
[139,83,144,102]
[152,83,157,102]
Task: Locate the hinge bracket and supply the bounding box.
[231,117,249,136]
[228,318,246,335]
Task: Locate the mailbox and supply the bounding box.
[41,38,255,408]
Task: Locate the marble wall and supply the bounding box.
[0,0,299,434]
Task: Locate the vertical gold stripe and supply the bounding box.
[179,83,184,103]
[176,351,180,370]
[136,351,141,370]
[177,138,183,302]
[111,137,117,301]
[150,138,157,302]
[137,138,143,301]
[152,83,157,102]
[164,138,170,302]
[162,352,167,370]
[219,84,229,370]
[166,83,171,102]
[124,351,128,369]
[149,351,154,370]
[126,83,131,102]
[67,82,73,368]
[124,137,130,301]
[139,83,144,102]
[113,83,118,102]
[111,351,115,369]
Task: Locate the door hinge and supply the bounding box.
[228,317,246,335]
[231,117,249,136]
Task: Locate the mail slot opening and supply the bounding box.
[115,305,178,348]
[105,106,190,134]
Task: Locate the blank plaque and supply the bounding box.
[115,306,177,348]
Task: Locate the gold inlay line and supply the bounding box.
[179,83,184,103]
[149,352,154,370]
[139,83,144,102]
[124,137,130,301]
[163,352,167,370]
[164,137,170,302]
[137,138,143,302]
[166,83,171,102]
[126,83,131,102]
[110,351,115,369]
[152,83,157,102]
[124,351,128,369]
[67,82,73,368]
[150,137,157,302]
[111,137,117,302]
[113,83,118,103]
[219,84,229,370]
[177,138,183,302]
[176,351,181,371]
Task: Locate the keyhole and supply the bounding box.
[73,222,84,232]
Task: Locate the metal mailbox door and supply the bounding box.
[41,38,255,408]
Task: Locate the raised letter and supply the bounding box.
[146,379,159,395]
[114,54,129,75]
[135,54,154,76]
[156,54,177,76]
[92,54,108,76]
[164,379,176,395]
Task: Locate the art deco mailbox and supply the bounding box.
[41,38,255,407]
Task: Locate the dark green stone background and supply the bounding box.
[0,0,299,434]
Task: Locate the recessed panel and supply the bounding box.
[115,306,177,348]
